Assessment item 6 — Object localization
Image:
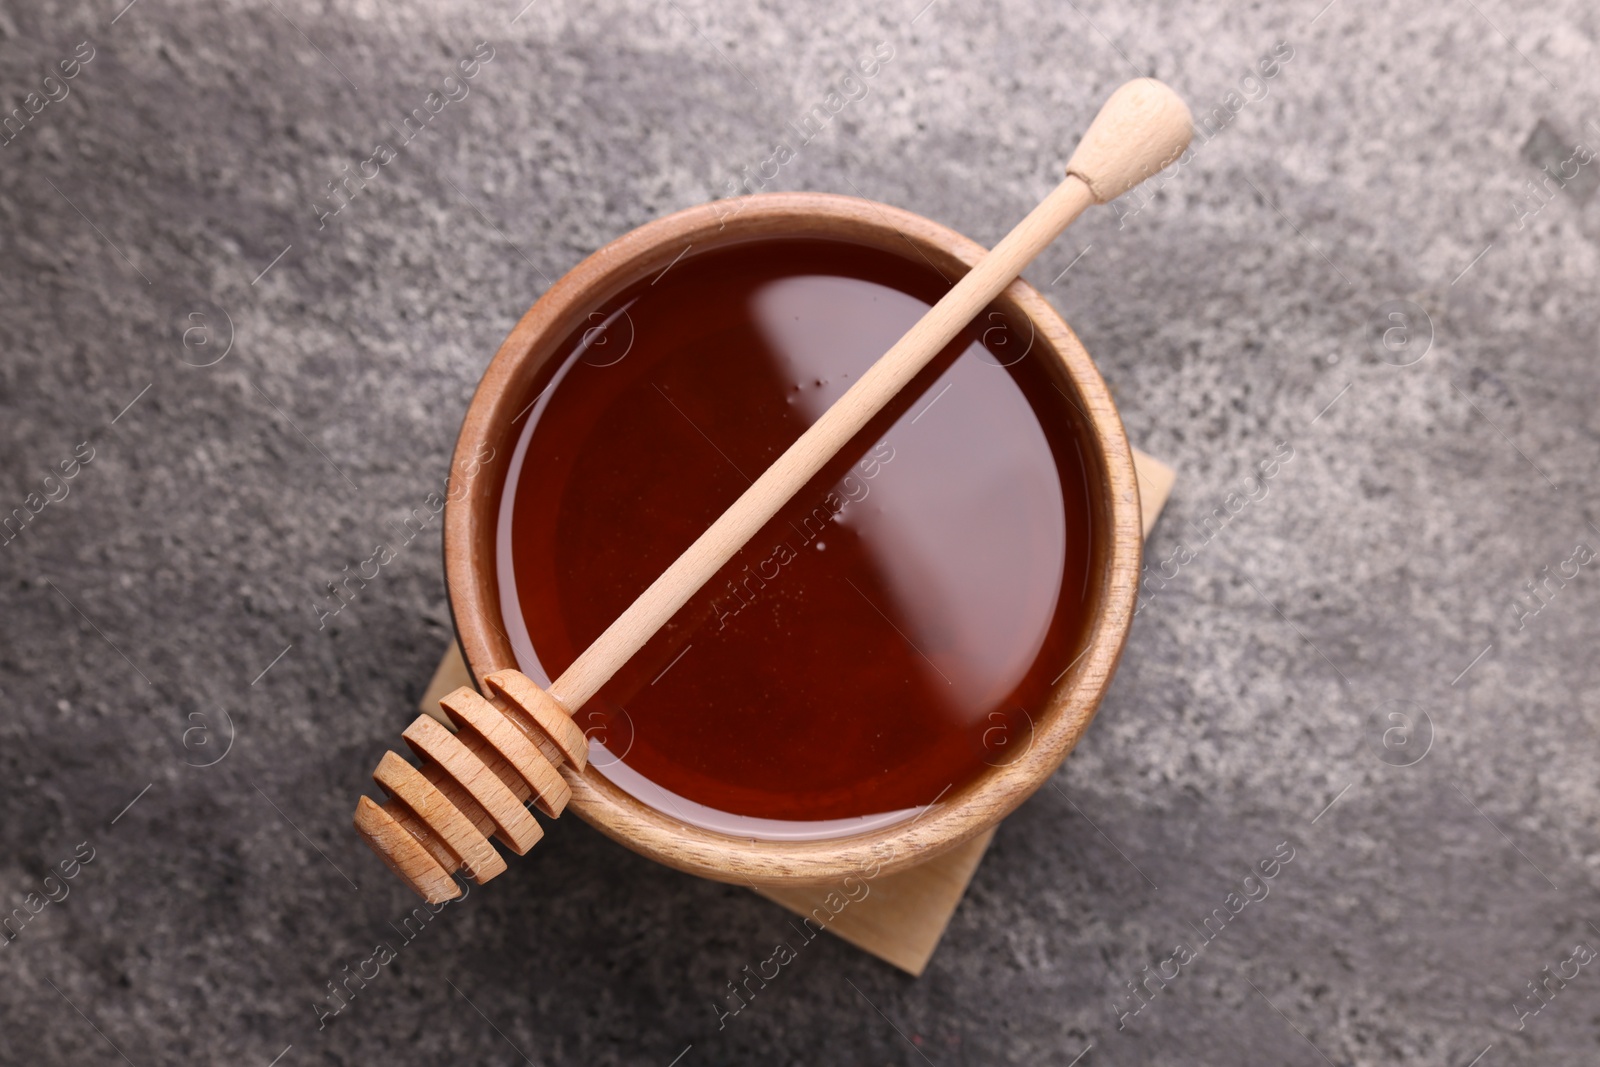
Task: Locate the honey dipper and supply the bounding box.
[355,78,1194,901]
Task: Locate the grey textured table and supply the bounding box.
[2,1,1597,1064]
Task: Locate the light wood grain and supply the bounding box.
[374,750,506,883]
[354,795,461,902]
[402,715,544,855]
[419,646,468,727]
[1065,78,1194,203]
[485,669,590,771]
[439,687,571,818]
[1133,449,1176,539]
[752,830,996,976]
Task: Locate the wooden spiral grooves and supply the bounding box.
[354,669,588,903]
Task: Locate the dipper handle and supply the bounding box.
[1065,77,1194,203]
[545,78,1192,715]
[354,80,1193,902]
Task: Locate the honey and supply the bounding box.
[496,238,1095,836]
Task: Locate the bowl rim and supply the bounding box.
[444,190,1143,886]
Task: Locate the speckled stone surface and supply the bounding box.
[2,0,1599,1063]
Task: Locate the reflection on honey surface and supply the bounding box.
[500,239,1094,824]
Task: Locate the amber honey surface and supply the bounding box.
[497,238,1095,830]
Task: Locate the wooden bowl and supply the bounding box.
[443,192,1142,887]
